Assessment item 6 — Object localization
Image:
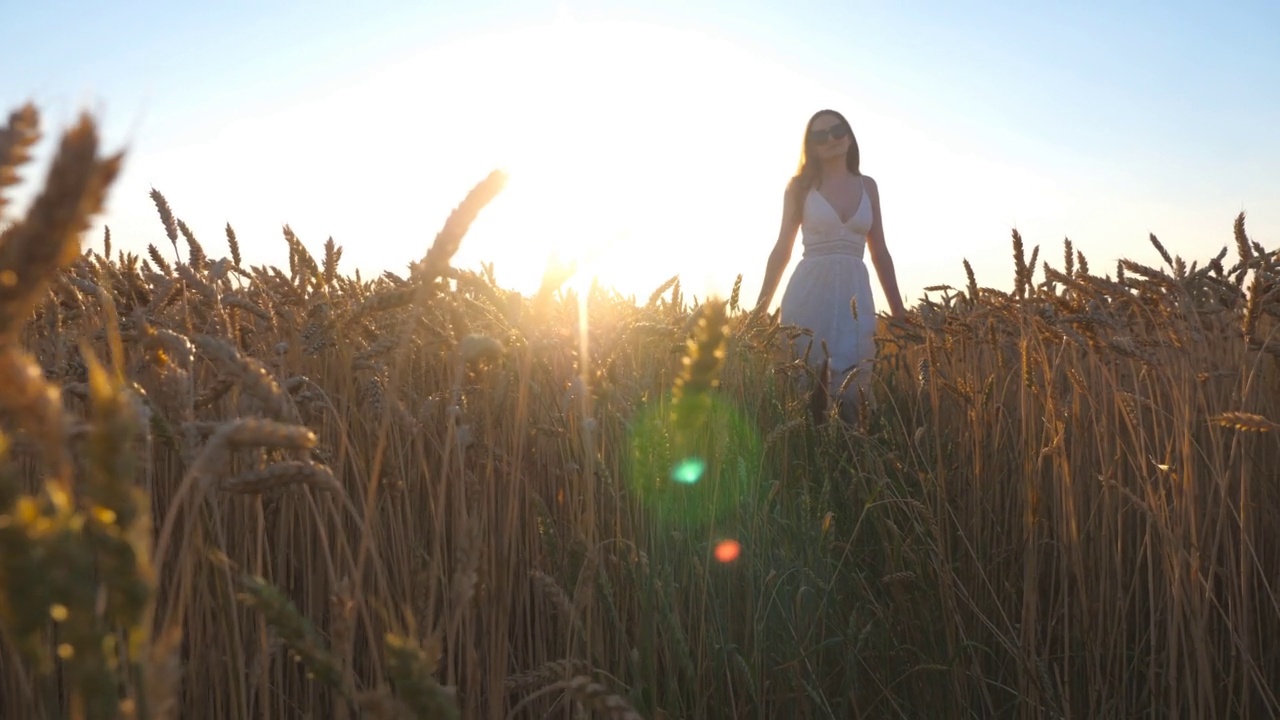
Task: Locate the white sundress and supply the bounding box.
[779,181,878,401]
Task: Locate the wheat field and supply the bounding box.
[0,104,1276,719]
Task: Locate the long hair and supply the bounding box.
[789,109,861,198]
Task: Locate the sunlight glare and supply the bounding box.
[456,18,811,300]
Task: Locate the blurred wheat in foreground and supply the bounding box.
[0,103,1276,719]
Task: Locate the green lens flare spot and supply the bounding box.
[670,457,706,484]
[626,393,763,530]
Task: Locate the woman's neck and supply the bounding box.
[819,159,848,183]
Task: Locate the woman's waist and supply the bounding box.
[800,238,867,258]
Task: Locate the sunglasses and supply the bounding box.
[808,124,850,145]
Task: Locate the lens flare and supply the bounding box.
[625,392,762,529]
[670,457,706,484]
[714,539,741,563]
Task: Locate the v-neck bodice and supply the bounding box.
[800,184,872,259]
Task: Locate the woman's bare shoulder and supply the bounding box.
[784,176,809,205]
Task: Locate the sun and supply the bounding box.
[456,18,689,299]
[446,17,811,301]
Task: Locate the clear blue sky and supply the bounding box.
[3,0,1277,306]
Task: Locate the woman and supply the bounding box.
[754,109,905,419]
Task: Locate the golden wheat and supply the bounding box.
[1,101,1276,719]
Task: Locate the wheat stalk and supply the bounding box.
[0,112,121,339]
[1210,411,1279,433]
[0,103,40,218]
[560,675,643,720]
[413,169,507,283]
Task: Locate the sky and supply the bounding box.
[3,0,1277,313]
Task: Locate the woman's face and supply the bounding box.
[808,114,851,162]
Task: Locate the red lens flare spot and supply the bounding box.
[714,539,741,563]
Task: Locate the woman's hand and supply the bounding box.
[746,302,777,330]
[881,308,909,333]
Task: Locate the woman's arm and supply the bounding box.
[864,176,906,318]
[754,181,803,313]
